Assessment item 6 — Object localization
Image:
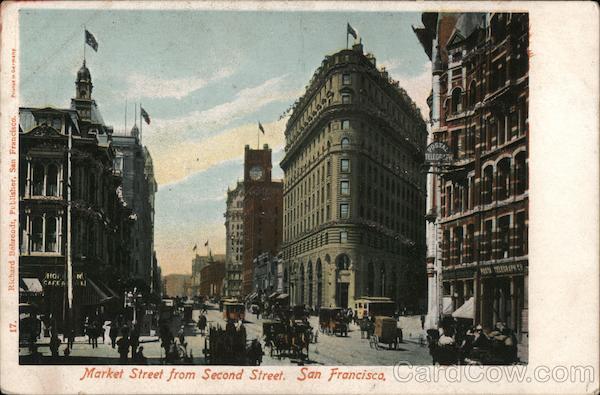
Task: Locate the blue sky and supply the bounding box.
[20,8,431,275]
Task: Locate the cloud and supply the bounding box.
[123,67,234,100]
[387,62,432,120]
[379,57,404,71]
[151,116,288,187]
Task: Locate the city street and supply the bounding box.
[20,303,432,366]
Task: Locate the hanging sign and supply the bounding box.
[425,141,452,164]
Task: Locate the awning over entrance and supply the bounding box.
[276,293,289,300]
[246,292,258,302]
[20,278,43,294]
[442,296,453,315]
[452,297,474,319]
[82,279,120,306]
[268,292,280,299]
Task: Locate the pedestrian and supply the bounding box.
[420,314,426,329]
[256,305,261,320]
[109,322,118,348]
[84,316,90,344]
[67,328,75,350]
[49,332,61,358]
[130,325,140,358]
[117,334,130,363]
[90,320,99,349]
[177,325,185,347]
[133,346,147,364]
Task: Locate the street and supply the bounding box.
[20,303,432,366]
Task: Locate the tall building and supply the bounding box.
[112,121,157,295]
[224,182,244,298]
[280,42,428,310]
[199,260,226,297]
[414,13,529,339]
[242,144,283,296]
[18,61,132,332]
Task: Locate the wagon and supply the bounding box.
[369,316,402,350]
[318,307,348,337]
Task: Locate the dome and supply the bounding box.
[77,61,91,82]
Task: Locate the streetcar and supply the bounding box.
[354,297,396,320]
[223,302,245,321]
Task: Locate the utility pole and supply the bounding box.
[66,113,74,335]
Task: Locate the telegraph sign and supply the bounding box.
[425,141,452,164]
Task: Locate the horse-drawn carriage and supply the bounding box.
[203,323,263,365]
[318,307,348,337]
[369,316,403,350]
[262,319,311,360]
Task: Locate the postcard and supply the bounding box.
[0,1,598,394]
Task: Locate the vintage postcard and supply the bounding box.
[0,1,598,394]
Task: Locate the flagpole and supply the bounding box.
[124,98,127,135]
[83,26,86,62]
[140,102,143,145]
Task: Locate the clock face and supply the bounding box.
[249,165,264,181]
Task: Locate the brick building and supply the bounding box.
[242,144,283,295]
[224,182,244,298]
[415,13,528,338]
[280,42,428,310]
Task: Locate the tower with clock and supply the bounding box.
[244,144,272,183]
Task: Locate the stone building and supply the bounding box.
[112,123,157,296]
[199,260,226,297]
[280,42,428,310]
[252,252,279,300]
[191,253,225,296]
[414,13,529,339]
[18,61,133,332]
[242,145,283,295]
[223,182,244,298]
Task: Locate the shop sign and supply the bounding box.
[425,141,452,164]
[42,272,87,287]
[480,263,524,276]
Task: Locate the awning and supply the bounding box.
[20,278,43,294]
[452,297,474,319]
[246,292,258,301]
[82,279,119,306]
[442,296,454,315]
[276,293,289,300]
[268,292,280,299]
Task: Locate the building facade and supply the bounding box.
[252,252,279,299]
[111,123,157,297]
[280,43,428,310]
[242,144,283,295]
[18,61,133,332]
[224,182,244,298]
[415,13,529,338]
[199,260,226,297]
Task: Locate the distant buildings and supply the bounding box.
[242,144,283,295]
[415,13,529,338]
[199,259,226,297]
[224,182,244,298]
[280,42,428,310]
[162,274,192,298]
[191,253,225,297]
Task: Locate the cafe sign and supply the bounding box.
[43,272,87,287]
[425,141,452,164]
[480,263,525,276]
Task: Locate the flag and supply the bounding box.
[204,240,209,247]
[85,29,98,52]
[141,106,151,125]
[258,122,265,134]
[347,23,358,40]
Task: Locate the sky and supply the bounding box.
[19,8,431,275]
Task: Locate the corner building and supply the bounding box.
[415,13,529,339]
[280,43,428,310]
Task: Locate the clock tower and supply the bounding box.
[242,144,282,295]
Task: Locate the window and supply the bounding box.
[32,163,44,196]
[45,217,58,252]
[451,88,462,113]
[341,159,350,172]
[498,216,511,259]
[515,152,527,195]
[497,158,511,200]
[340,180,350,195]
[339,203,349,219]
[340,231,348,243]
[341,137,350,149]
[46,164,59,196]
[341,120,350,130]
[341,94,352,104]
[482,166,494,204]
[31,217,43,252]
[469,82,476,107]
[342,74,351,85]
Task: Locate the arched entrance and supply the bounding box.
[335,254,350,308]
[299,263,305,304]
[316,259,322,307]
[307,261,313,307]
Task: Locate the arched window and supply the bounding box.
[451,88,462,113]
[341,137,350,149]
[32,163,45,196]
[367,262,374,296]
[45,217,57,252]
[469,82,476,107]
[482,165,494,204]
[46,164,59,196]
[336,254,350,270]
[497,158,511,200]
[31,217,44,252]
[515,151,527,195]
[307,262,313,306]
